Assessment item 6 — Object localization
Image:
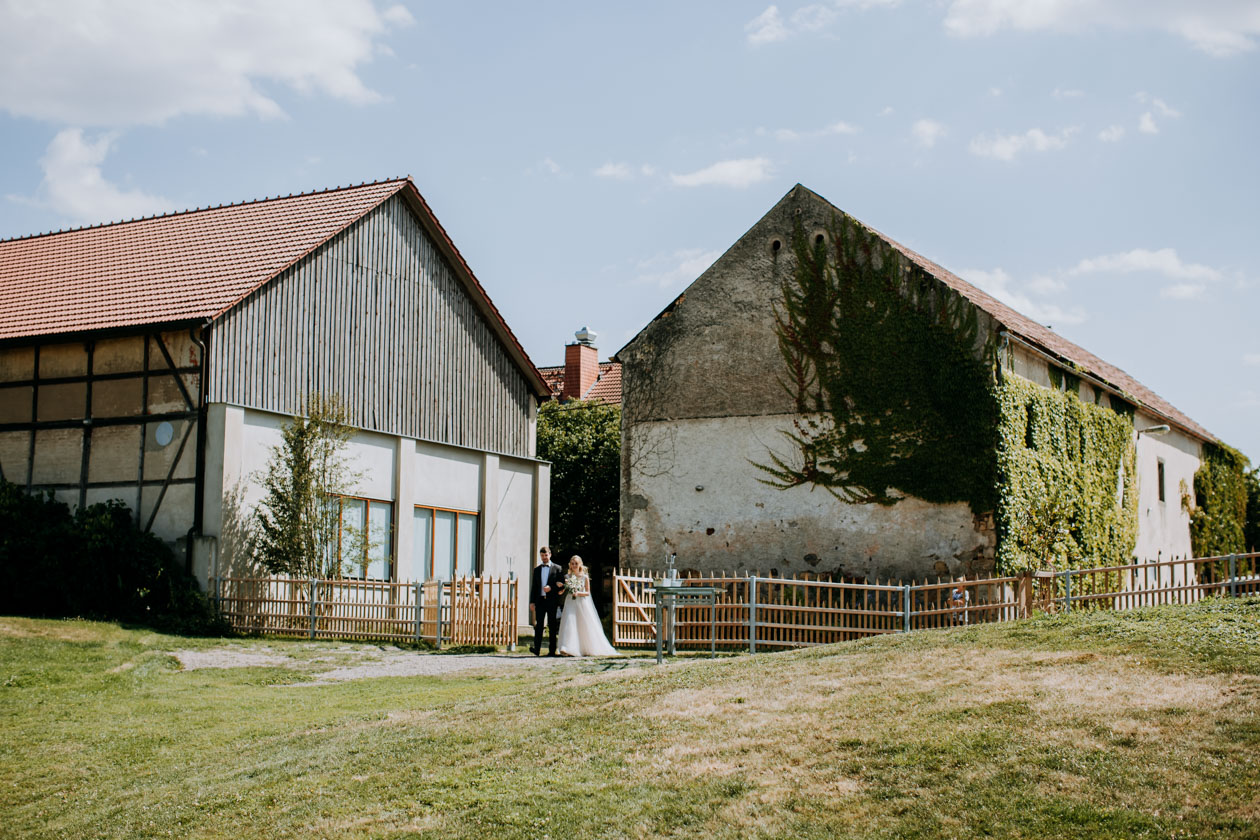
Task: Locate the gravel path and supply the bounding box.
[171,645,638,683]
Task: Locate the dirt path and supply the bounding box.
[171,644,641,683]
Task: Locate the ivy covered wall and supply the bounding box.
[1186,442,1250,557]
[994,375,1138,571]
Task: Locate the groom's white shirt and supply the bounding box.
[540,563,551,588]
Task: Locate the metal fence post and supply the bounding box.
[414,579,423,643]
[507,571,517,651]
[308,578,317,640]
[1063,570,1073,613]
[903,584,912,633]
[748,576,758,654]
[434,581,444,650]
[1229,555,1238,599]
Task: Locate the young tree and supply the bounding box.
[537,399,620,605]
[253,393,357,578]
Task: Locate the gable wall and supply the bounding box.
[209,194,535,458]
[619,189,996,578]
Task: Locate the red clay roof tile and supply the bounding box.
[0,178,550,397]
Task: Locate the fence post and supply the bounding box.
[1229,555,1238,599]
[308,578,317,640]
[748,575,758,654]
[434,581,444,650]
[902,585,912,633]
[414,579,423,643]
[507,571,517,651]
[1063,570,1073,613]
[210,576,219,617]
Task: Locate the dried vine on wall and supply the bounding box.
[755,213,998,510]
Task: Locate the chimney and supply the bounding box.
[562,327,600,401]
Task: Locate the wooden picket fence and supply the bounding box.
[614,552,1259,651]
[213,575,518,647]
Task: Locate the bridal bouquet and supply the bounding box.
[566,573,588,596]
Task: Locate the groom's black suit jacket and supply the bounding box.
[529,563,566,610]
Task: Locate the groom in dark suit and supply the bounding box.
[529,546,565,656]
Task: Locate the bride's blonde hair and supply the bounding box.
[568,555,588,575]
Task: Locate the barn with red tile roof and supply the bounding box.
[0,178,551,621]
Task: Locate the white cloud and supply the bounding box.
[775,120,858,141]
[1134,93,1180,134]
[640,164,658,177]
[942,0,1260,57]
[746,0,899,44]
[594,162,633,180]
[671,158,773,188]
[1160,283,1206,299]
[0,0,411,126]
[1244,353,1260,366]
[912,118,947,148]
[960,267,1087,326]
[1053,87,1085,99]
[746,6,789,45]
[20,129,171,223]
[968,127,1077,161]
[1099,124,1126,142]
[879,106,895,117]
[1069,248,1222,283]
[791,3,838,31]
[540,158,563,175]
[634,248,723,289]
[1137,92,1181,118]
[1028,274,1066,295]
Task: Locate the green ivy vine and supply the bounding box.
[758,211,1147,573]
[1186,442,1250,557]
[994,376,1138,572]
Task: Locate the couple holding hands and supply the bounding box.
[529,546,618,657]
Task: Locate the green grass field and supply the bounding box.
[2,599,1258,839]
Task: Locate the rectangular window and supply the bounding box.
[329,495,394,580]
[1157,459,1166,503]
[413,505,479,580]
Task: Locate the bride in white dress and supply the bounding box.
[557,556,619,657]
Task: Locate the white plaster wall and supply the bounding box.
[201,403,548,637]
[490,458,536,581]
[413,441,481,512]
[1133,409,1200,563]
[625,414,990,580]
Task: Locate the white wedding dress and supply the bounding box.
[556,573,619,657]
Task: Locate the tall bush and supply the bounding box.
[0,481,221,633]
[253,393,357,578]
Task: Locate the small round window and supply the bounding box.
[154,421,174,447]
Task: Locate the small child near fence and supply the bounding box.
[949,578,970,625]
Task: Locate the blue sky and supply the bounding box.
[1,0,1257,461]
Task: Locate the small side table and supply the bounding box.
[649,584,721,664]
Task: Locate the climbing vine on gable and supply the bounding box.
[994,376,1138,572]
[754,213,999,510]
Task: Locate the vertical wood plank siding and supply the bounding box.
[209,196,532,456]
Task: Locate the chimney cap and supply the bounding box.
[575,326,598,346]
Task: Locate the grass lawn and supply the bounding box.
[2,599,1258,839]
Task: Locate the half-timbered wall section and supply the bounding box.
[209,195,534,458]
[0,329,203,542]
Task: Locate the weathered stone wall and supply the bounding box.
[623,414,994,580]
[618,186,997,579]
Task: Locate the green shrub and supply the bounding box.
[0,481,225,634]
